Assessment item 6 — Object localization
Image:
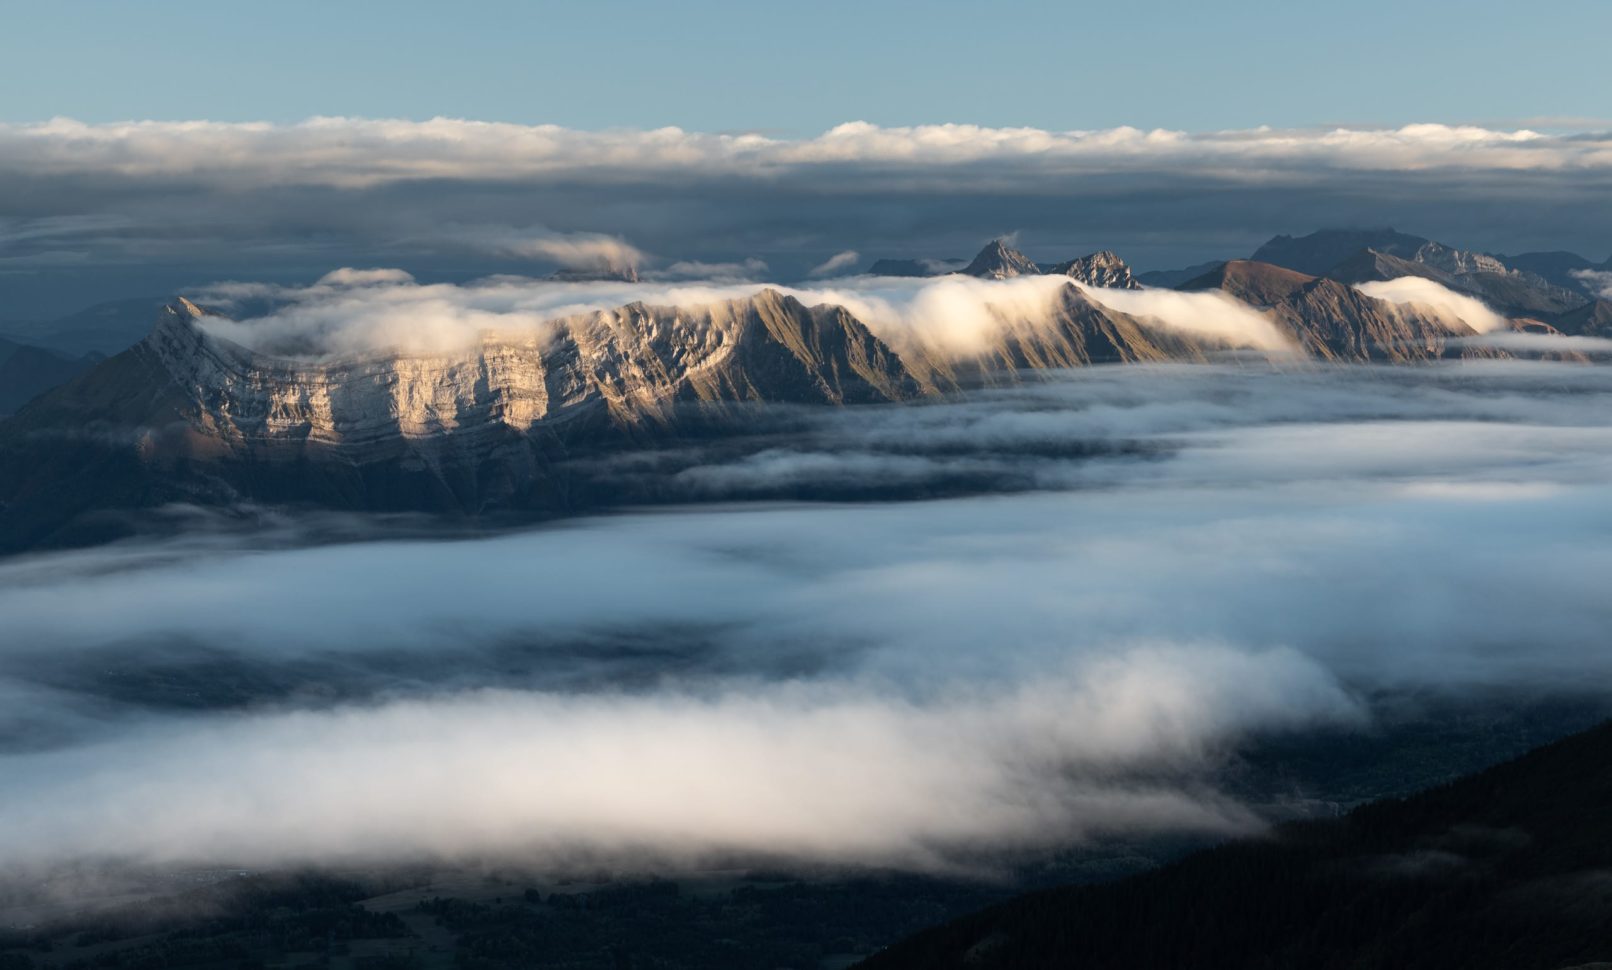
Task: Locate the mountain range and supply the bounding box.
[1,229,1610,552]
[876,228,1612,329]
[1251,228,1601,319]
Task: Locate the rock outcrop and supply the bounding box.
[1046,250,1142,290]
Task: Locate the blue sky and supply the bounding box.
[2,0,1608,132]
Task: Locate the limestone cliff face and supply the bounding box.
[10,274,1521,466]
[0,290,925,541]
[127,290,918,458]
[143,299,554,451]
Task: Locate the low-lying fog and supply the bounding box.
[5,361,1612,878]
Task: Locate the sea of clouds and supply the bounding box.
[4,359,1612,876]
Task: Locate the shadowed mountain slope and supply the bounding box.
[0,338,100,415]
[1553,299,1612,337]
[860,719,1612,970]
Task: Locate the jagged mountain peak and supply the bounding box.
[962,239,1039,279]
[1047,250,1142,290]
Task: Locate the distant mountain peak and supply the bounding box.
[962,239,1039,279]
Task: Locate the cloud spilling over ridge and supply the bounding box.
[4,364,1612,871]
[1355,277,1510,333]
[191,270,1292,359]
[1070,282,1293,351]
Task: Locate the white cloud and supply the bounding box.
[4,118,1609,189]
[809,249,861,277]
[0,645,1350,869]
[1079,282,1295,351]
[437,225,644,273]
[7,117,1612,320]
[1453,331,1612,355]
[1573,269,1612,299]
[315,267,416,287]
[1354,277,1510,333]
[656,257,770,280]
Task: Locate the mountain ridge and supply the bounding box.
[0,263,1560,553]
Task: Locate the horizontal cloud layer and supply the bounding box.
[4,362,1612,875]
[5,119,1608,186]
[4,118,1612,322]
[2,647,1349,869]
